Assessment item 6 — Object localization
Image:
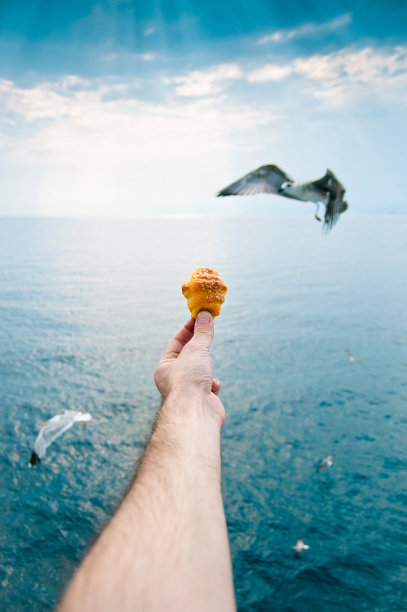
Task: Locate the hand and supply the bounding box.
[154,311,225,426]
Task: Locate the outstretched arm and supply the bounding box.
[58,311,236,612]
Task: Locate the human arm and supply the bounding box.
[58,311,236,612]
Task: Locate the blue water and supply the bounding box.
[1,215,406,611]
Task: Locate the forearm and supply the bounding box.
[58,392,236,612]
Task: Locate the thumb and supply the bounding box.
[193,311,214,347]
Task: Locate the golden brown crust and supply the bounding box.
[182,267,227,319]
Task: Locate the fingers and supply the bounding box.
[211,378,221,396]
[192,311,214,348]
[162,318,195,359]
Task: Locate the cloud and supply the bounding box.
[0,79,75,121]
[258,13,352,45]
[247,64,293,83]
[0,75,277,214]
[244,45,407,108]
[293,45,407,107]
[59,75,92,90]
[1,43,406,215]
[0,77,274,154]
[0,77,134,122]
[165,45,407,109]
[165,63,243,97]
[293,54,342,81]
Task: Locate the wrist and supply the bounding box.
[162,387,224,429]
[162,386,207,418]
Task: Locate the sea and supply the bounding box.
[0,214,406,611]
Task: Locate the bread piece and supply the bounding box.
[182,267,227,319]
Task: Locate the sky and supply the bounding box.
[0,0,406,217]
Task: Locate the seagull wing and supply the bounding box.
[30,410,92,466]
[33,415,76,459]
[217,164,293,196]
[324,193,348,231]
[70,411,92,423]
[311,169,348,231]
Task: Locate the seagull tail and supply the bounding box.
[28,451,41,467]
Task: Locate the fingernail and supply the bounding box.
[196,311,212,324]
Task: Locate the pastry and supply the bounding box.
[182,267,227,319]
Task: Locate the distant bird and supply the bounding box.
[293,538,310,553]
[217,164,348,231]
[317,455,334,473]
[28,410,92,467]
[345,349,363,365]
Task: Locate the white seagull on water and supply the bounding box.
[217,164,348,231]
[346,349,363,365]
[28,410,92,467]
[317,455,334,473]
[293,538,310,553]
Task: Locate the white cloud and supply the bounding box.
[165,45,407,107]
[293,46,407,83]
[165,63,243,97]
[293,46,407,107]
[293,54,342,81]
[247,64,293,83]
[59,75,92,90]
[1,44,406,215]
[1,80,74,121]
[1,78,274,159]
[342,46,407,82]
[245,46,407,108]
[0,76,277,214]
[258,13,352,45]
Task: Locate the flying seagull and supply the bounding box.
[317,455,334,473]
[217,164,348,231]
[28,410,92,467]
[293,538,310,553]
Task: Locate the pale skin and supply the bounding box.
[58,310,236,612]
